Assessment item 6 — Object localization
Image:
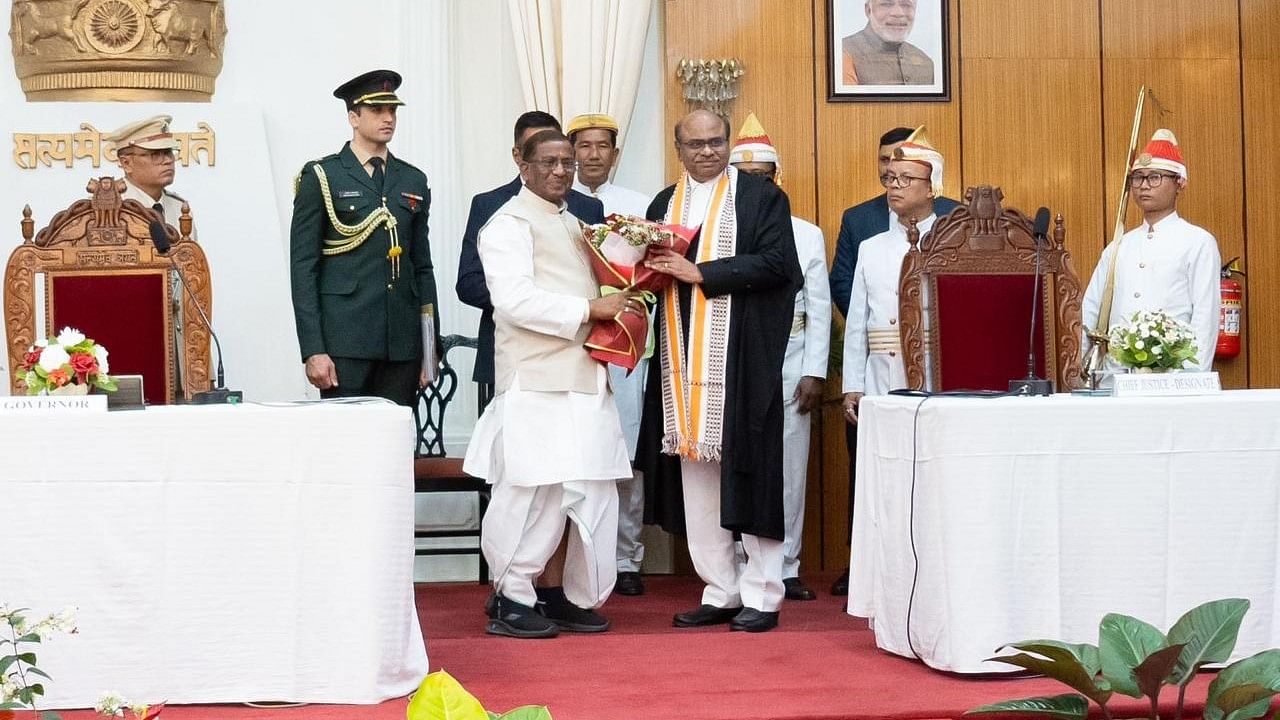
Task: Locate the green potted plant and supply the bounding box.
[967,598,1280,720]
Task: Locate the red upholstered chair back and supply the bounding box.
[5,177,212,402]
[898,185,1086,392]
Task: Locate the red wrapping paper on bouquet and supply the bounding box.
[581,215,695,371]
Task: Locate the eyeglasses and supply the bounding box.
[529,158,577,172]
[121,149,176,163]
[881,173,930,188]
[1128,172,1178,188]
[678,137,728,152]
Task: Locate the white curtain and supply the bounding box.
[507,0,653,148]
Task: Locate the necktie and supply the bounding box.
[153,201,165,222]
[369,157,385,193]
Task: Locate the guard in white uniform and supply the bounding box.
[843,126,944,419]
[568,112,654,597]
[730,114,830,602]
[1082,129,1220,372]
[464,130,637,639]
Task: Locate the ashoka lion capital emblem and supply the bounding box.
[10,0,227,101]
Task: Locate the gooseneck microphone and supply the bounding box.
[1009,207,1054,396]
[149,220,242,404]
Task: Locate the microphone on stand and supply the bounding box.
[149,220,242,404]
[1009,207,1054,396]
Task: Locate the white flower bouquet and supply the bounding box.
[1107,309,1198,370]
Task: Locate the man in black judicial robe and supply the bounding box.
[639,109,801,633]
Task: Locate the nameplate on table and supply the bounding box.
[1111,371,1221,397]
[0,394,108,412]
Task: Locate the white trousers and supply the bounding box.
[481,479,619,609]
[780,391,812,579]
[681,459,785,612]
[610,359,648,572]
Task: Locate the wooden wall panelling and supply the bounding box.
[661,0,819,220]
[1241,0,1280,388]
[1101,0,1247,387]
[959,0,1104,281]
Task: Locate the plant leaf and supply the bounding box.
[1016,641,1102,676]
[1099,613,1168,698]
[1167,598,1250,685]
[988,647,1110,706]
[495,706,552,720]
[1133,643,1185,699]
[405,670,489,720]
[1213,684,1275,720]
[487,714,501,720]
[966,694,1089,719]
[0,655,15,675]
[39,712,63,720]
[1204,649,1280,720]
[24,666,51,680]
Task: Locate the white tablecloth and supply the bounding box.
[849,390,1280,673]
[0,402,428,708]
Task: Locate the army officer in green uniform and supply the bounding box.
[290,69,439,406]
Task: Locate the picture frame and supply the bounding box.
[827,0,950,102]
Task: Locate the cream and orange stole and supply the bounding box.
[660,171,737,461]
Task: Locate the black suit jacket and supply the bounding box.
[455,177,605,384]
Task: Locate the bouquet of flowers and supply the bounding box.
[1107,309,1199,370]
[19,327,118,395]
[581,214,694,371]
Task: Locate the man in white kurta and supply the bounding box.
[568,113,655,596]
[843,126,944,421]
[730,114,831,601]
[464,130,637,639]
[1082,129,1220,372]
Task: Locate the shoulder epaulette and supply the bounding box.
[293,154,337,195]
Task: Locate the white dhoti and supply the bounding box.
[610,357,648,572]
[465,367,631,608]
[482,479,619,608]
[682,459,785,612]
[780,328,811,579]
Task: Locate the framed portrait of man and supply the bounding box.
[827,0,950,102]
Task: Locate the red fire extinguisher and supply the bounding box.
[1216,257,1244,360]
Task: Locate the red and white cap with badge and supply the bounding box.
[1131,128,1187,180]
[729,112,780,172]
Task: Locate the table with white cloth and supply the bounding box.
[848,390,1280,673]
[0,402,428,708]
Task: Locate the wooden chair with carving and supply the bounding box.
[898,185,1086,393]
[4,176,212,404]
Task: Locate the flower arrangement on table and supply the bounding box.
[581,214,694,372]
[1107,309,1199,371]
[18,327,117,396]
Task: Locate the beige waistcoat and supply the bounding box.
[490,188,601,394]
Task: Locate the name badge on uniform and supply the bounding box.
[402,192,423,212]
[337,190,362,199]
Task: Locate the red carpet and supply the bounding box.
[50,574,1218,720]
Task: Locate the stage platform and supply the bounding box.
[48,573,1216,720]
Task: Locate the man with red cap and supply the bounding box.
[1082,129,1221,371]
[729,113,830,602]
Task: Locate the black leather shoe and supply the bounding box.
[616,571,645,596]
[486,596,559,639]
[673,604,743,627]
[730,607,780,632]
[784,577,817,601]
[483,592,498,619]
[831,568,849,596]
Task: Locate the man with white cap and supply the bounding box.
[106,114,190,229]
[729,113,830,602]
[567,111,653,597]
[1082,129,1220,371]
[843,126,942,423]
